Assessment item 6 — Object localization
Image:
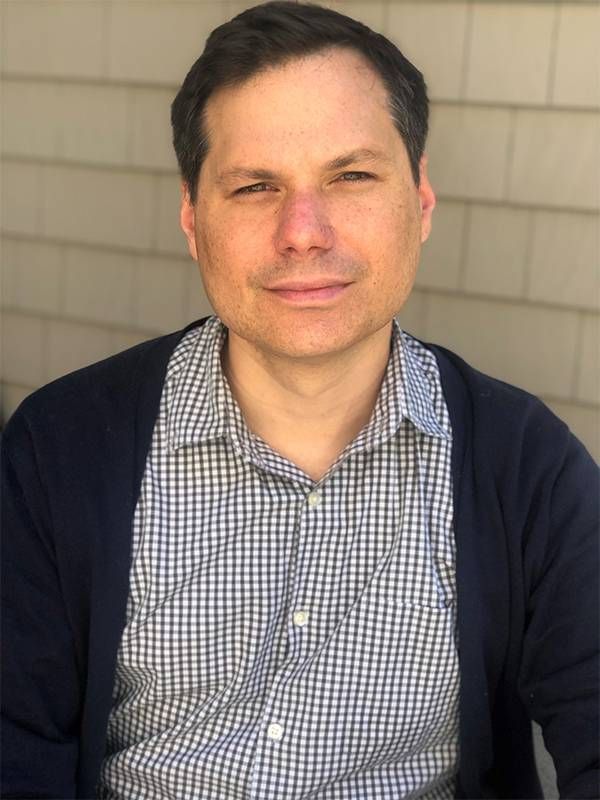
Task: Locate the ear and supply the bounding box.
[180,182,199,260]
[417,155,436,244]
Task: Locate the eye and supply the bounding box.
[337,171,374,183]
[234,183,273,195]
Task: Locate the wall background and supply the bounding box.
[1,0,599,461]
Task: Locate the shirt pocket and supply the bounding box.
[291,590,459,767]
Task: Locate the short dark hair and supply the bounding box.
[171,1,428,203]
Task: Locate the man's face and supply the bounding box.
[181,47,435,362]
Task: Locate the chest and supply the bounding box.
[126,426,454,614]
[118,423,456,697]
[104,417,459,795]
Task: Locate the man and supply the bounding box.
[1,2,598,798]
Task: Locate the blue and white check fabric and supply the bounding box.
[98,315,459,800]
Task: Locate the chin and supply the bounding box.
[224,306,384,359]
[263,326,372,361]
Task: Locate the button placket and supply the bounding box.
[290,491,321,641]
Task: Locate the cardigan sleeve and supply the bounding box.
[1,410,81,799]
[517,430,599,799]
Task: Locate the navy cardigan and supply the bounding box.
[2,318,599,799]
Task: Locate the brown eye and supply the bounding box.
[235,183,272,195]
[337,172,373,182]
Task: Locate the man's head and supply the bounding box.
[172,0,429,204]
[174,2,435,364]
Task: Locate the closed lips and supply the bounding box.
[268,281,351,291]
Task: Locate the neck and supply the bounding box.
[221,323,393,472]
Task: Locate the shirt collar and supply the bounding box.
[358,318,451,450]
[166,316,233,451]
[166,315,450,453]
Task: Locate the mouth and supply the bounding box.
[267,283,352,304]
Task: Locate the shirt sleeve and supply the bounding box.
[1,411,81,799]
[518,431,600,799]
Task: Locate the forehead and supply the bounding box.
[201,47,402,174]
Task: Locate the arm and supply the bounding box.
[1,412,81,799]
[518,433,599,799]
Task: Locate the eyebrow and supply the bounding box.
[216,147,393,185]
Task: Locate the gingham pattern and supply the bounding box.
[98,316,459,800]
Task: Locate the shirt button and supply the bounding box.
[307,491,321,508]
[267,723,284,741]
[292,610,309,627]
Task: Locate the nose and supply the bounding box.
[273,191,334,257]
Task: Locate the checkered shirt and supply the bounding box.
[98,315,459,799]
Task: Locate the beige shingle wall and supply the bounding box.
[1,0,599,459]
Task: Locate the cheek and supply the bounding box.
[388,197,422,258]
[350,201,420,274]
[195,217,264,321]
[375,222,420,305]
[200,207,265,273]
[196,217,225,271]
[197,218,238,286]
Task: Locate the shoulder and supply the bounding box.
[419,341,592,479]
[425,341,569,435]
[2,318,209,455]
[419,341,598,544]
